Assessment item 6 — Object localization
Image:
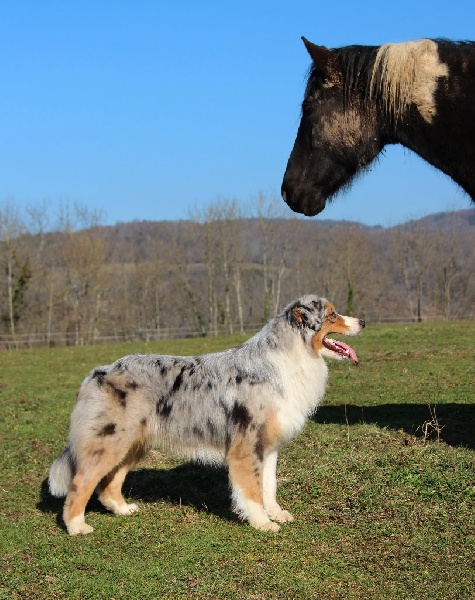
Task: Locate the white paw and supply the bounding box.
[67,522,94,535]
[271,509,294,523]
[114,502,139,516]
[253,520,281,533]
[265,502,294,523]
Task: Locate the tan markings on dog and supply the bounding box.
[98,464,131,509]
[262,412,284,450]
[64,470,101,521]
[227,434,263,504]
[98,443,145,511]
[73,414,147,523]
[311,305,351,355]
[292,307,305,325]
[65,446,128,523]
[370,39,448,123]
[227,411,283,506]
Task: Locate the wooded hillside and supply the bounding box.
[1,199,474,347]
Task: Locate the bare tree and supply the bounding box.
[391,223,437,321]
[431,214,475,319]
[58,203,106,344]
[251,192,293,320]
[0,200,30,346]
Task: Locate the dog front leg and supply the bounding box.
[262,449,294,523]
[227,437,280,532]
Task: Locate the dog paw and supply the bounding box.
[114,502,139,516]
[272,509,294,523]
[67,522,94,535]
[254,520,281,533]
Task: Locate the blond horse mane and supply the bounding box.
[369,39,448,123]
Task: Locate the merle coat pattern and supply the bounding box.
[281,38,475,216]
[48,294,364,535]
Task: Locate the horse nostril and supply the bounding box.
[359,319,366,329]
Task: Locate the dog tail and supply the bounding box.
[48,446,75,497]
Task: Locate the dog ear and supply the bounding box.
[292,307,308,327]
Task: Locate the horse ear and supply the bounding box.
[301,37,333,73]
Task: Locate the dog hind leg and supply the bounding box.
[97,445,146,516]
[63,442,134,535]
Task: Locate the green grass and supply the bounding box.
[1,322,474,599]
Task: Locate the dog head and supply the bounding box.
[287,294,365,364]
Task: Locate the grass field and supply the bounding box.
[1,321,474,599]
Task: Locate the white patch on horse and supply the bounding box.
[369,39,448,123]
[321,109,364,147]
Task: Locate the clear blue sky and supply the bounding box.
[1,1,473,227]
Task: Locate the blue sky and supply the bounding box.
[1,1,473,228]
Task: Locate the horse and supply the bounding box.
[281,38,475,216]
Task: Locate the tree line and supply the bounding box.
[1,195,474,348]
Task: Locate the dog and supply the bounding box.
[48,294,364,535]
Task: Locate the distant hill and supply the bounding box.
[398,208,475,231]
[102,207,475,244]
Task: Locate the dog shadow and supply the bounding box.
[123,463,234,519]
[313,403,475,449]
[38,402,474,526]
[38,463,235,525]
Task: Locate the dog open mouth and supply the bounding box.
[322,337,359,364]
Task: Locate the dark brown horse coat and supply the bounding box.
[282,38,475,216]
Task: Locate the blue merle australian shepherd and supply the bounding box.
[49,294,364,534]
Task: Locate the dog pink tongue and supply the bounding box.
[334,340,359,365]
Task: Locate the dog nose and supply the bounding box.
[359,319,365,329]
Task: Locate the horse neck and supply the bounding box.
[389,105,475,201]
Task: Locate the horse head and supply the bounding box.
[281,38,383,216]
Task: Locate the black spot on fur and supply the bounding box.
[156,396,173,418]
[159,363,169,377]
[69,483,78,493]
[232,403,252,431]
[126,380,139,391]
[207,419,217,437]
[106,381,127,408]
[192,426,204,439]
[265,333,279,350]
[93,369,107,386]
[98,423,116,436]
[171,366,186,394]
[219,398,232,420]
[156,365,190,418]
[140,418,147,427]
[231,368,262,387]
[254,426,266,461]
